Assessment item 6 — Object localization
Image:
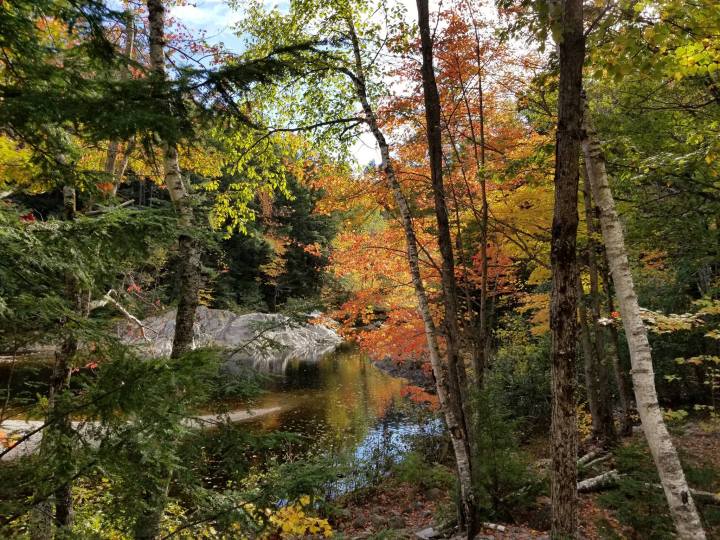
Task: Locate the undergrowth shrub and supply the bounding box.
[598,443,675,539]
[487,319,551,436]
[469,390,543,522]
[392,451,454,491]
[599,441,720,538]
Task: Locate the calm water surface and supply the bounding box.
[0,349,440,473]
[241,348,439,462]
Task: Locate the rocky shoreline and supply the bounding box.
[121,307,343,371]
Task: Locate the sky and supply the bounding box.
[168,0,423,166]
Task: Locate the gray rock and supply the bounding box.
[415,527,440,540]
[121,307,342,371]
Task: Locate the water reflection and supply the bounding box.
[248,349,408,444]
[242,348,442,492]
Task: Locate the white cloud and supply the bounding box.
[169,1,244,51]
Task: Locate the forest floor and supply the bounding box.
[332,418,720,539]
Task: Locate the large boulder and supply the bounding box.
[122,307,342,371]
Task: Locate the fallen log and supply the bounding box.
[578,448,605,466]
[583,453,612,470]
[576,471,720,505]
[482,522,506,532]
[577,470,620,492]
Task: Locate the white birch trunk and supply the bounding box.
[581,100,706,540]
[345,18,477,535]
[147,0,191,225]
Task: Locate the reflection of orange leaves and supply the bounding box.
[401,385,439,410]
[356,309,428,362]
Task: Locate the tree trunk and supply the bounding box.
[133,487,168,540]
[105,17,136,197]
[581,173,617,446]
[577,279,605,442]
[135,2,202,536]
[147,0,199,359]
[469,7,490,386]
[345,17,478,539]
[582,99,707,540]
[30,187,81,539]
[549,1,585,536]
[415,0,473,439]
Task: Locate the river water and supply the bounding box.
[241,348,439,474]
[235,347,440,494]
[0,348,440,473]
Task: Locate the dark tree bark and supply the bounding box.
[415,0,471,420]
[416,3,476,533]
[577,279,604,436]
[30,186,81,538]
[577,278,616,446]
[581,170,617,446]
[344,12,478,539]
[597,225,635,436]
[549,0,585,536]
[466,1,490,385]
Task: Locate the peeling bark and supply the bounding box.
[345,16,478,539]
[133,2,202,536]
[147,0,199,359]
[582,98,706,540]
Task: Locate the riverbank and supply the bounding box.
[0,406,285,460]
[328,419,720,539]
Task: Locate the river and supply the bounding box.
[0,348,440,472]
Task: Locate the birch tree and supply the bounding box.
[415,0,477,531]
[581,99,707,540]
[146,0,201,360]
